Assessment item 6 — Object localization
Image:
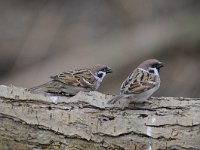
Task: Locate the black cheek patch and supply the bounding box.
[97,73,103,78]
[149,69,155,74]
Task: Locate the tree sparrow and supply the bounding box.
[29,64,112,96]
[108,59,164,105]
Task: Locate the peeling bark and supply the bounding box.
[0,85,200,150]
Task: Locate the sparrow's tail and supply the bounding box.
[107,94,124,104]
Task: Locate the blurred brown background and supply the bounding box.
[1,0,200,97]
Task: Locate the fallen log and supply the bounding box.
[0,85,200,150]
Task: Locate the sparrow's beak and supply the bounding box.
[106,67,112,74]
[158,62,164,68]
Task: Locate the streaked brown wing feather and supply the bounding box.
[120,68,156,94]
[51,69,96,88]
[51,72,80,86]
[73,69,96,88]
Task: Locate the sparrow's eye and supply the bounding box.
[151,64,157,68]
[97,72,103,78]
[101,68,108,72]
[101,68,106,72]
[101,67,112,74]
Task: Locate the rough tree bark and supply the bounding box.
[0,85,200,150]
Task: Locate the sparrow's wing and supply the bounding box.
[120,68,157,94]
[50,69,97,89]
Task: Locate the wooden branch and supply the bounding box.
[0,85,200,150]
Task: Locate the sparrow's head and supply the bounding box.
[138,59,164,75]
[90,64,112,82]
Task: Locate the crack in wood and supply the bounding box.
[145,123,200,128]
[158,145,200,150]
[93,131,176,141]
